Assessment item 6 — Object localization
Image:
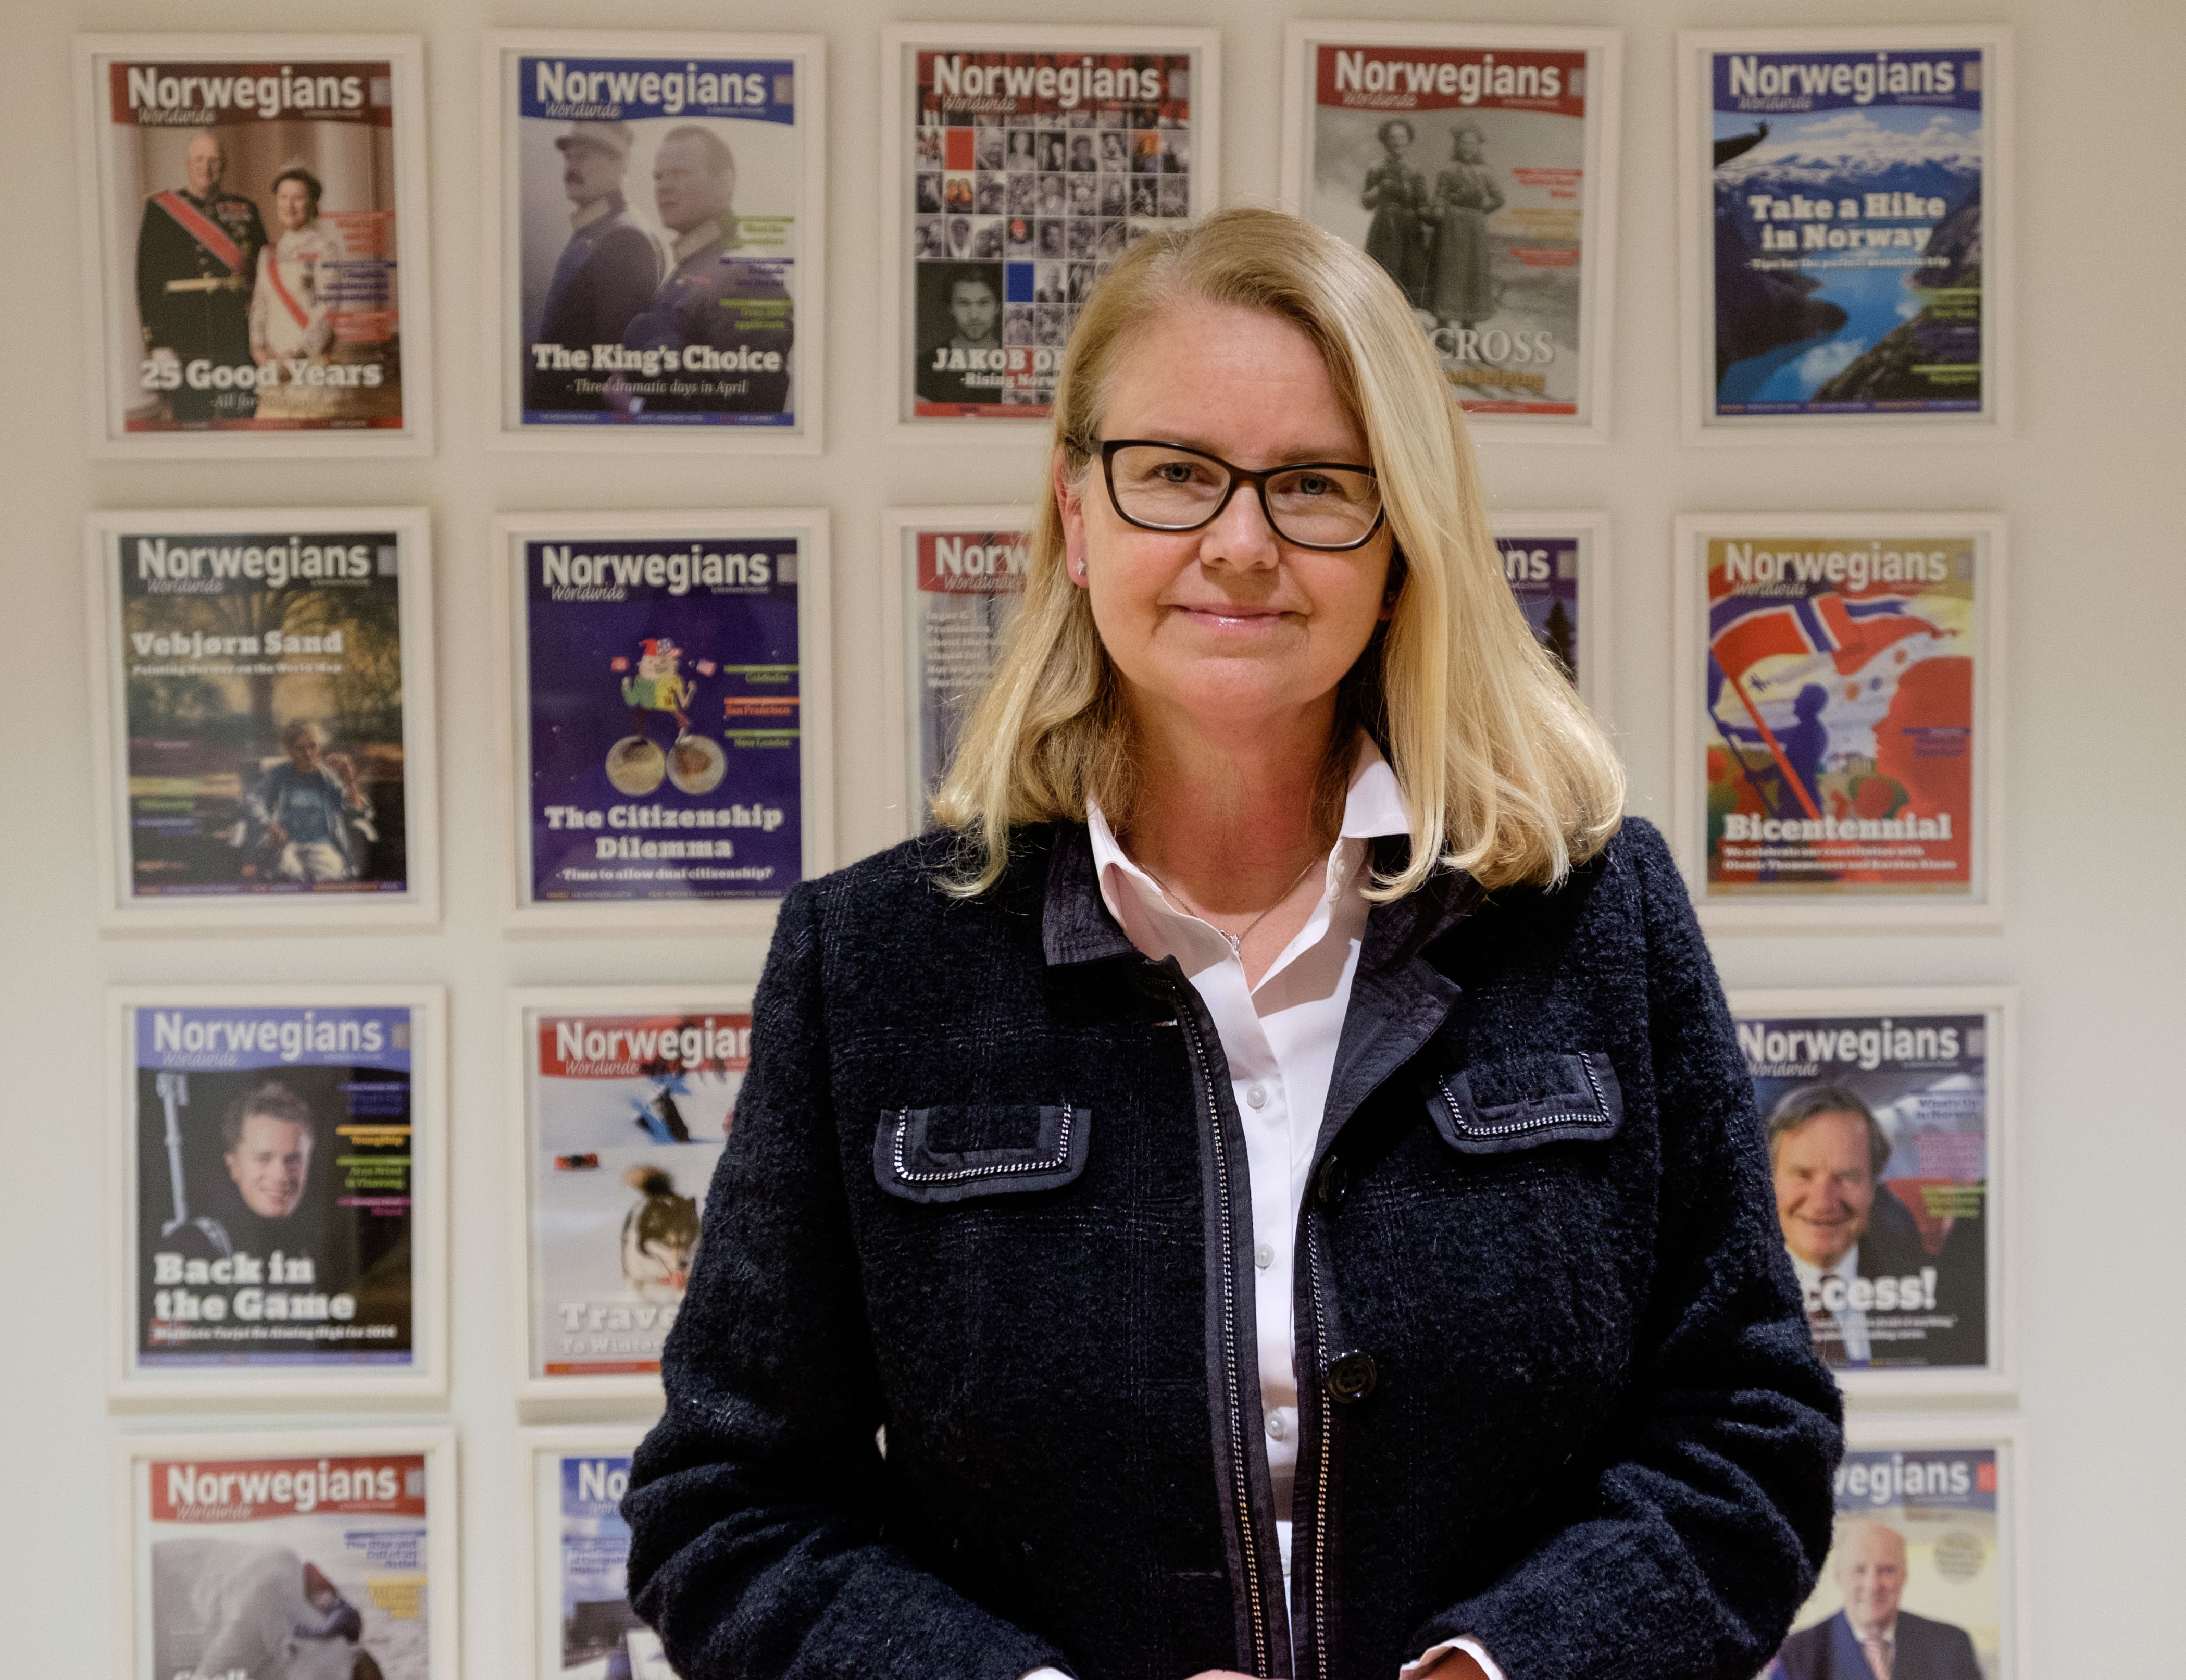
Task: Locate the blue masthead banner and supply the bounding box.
[517,56,796,125]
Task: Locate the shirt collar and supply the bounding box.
[1085,739,1408,984]
[570,190,625,233]
[1789,1245,1862,1293]
[671,220,725,265]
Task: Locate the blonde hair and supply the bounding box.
[931,206,1624,899]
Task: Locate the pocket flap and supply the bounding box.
[873,1103,1089,1203]
[1427,1053,1622,1155]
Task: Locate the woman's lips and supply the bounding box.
[1171,603,1289,630]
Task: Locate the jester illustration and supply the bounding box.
[605,637,727,797]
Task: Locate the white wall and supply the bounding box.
[2,0,2179,1671]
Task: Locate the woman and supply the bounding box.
[248,166,338,367]
[1359,119,1428,311]
[626,209,1839,1680]
[1423,127,1505,330]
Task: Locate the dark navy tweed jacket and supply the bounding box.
[624,816,1843,1680]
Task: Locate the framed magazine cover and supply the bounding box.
[106,985,448,1408]
[1490,509,1610,719]
[83,506,441,934]
[1677,26,2015,443]
[73,35,435,458]
[1281,21,1622,445]
[507,986,753,1406]
[517,1427,663,1679]
[877,505,1032,841]
[1729,987,2016,1400]
[481,31,827,455]
[1672,512,2006,930]
[880,24,1222,435]
[1759,1415,2028,1680]
[491,509,834,934]
[116,1426,459,1680]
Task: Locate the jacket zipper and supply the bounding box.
[1305,1219,1333,1680]
[1170,980,1274,1678]
[888,1104,1076,1183]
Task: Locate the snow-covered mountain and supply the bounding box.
[1716,109,1981,196]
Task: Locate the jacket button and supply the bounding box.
[1326,1353,1377,1403]
[1315,1158,1345,1206]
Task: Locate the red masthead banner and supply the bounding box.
[1315,45,1586,119]
[917,530,1029,595]
[109,61,396,127]
[538,1012,753,1079]
[151,1454,427,1522]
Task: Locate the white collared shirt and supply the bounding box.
[1019,743,1502,1680]
[1790,1244,1872,1363]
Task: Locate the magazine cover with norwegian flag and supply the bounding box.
[1673,513,2005,929]
[75,36,434,458]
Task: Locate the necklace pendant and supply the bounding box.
[1222,931,1242,959]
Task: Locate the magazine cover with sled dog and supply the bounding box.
[510,988,751,1400]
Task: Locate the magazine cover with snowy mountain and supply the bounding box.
[1673,514,2005,929]
[1682,29,2011,434]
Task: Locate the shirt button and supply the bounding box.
[1245,1083,1267,1110]
[1266,1412,1289,1440]
[1253,1242,1274,1270]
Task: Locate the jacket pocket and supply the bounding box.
[1426,1052,1622,1155]
[872,1103,1090,1204]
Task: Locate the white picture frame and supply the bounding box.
[1672,512,2006,931]
[492,509,834,936]
[106,985,448,1409]
[116,1426,459,1680]
[1766,1413,2029,1680]
[1280,21,1622,445]
[83,506,441,934]
[880,24,1223,439]
[73,34,435,458]
[516,1425,656,1680]
[1729,986,2017,1401]
[480,30,828,455]
[1489,509,1612,720]
[1676,26,2015,444]
[877,504,1034,843]
[507,985,754,1409]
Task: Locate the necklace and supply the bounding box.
[1140,849,1326,962]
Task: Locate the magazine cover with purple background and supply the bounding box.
[521,534,803,903]
[1494,533,1579,681]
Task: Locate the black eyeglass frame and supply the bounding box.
[1093,438,1388,553]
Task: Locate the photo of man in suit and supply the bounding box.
[1766,1082,1984,1367]
[1776,1522,1982,1680]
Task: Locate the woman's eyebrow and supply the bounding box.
[1126,433,1371,466]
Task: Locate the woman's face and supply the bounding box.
[1454,130,1484,164]
[1057,302,1394,749]
[1382,125,1412,159]
[275,179,314,230]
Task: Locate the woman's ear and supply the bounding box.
[1054,447,1090,586]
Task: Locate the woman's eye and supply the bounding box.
[1293,474,1332,497]
[1153,462,1201,485]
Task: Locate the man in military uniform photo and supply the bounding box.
[618,125,792,419]
[526,119,662,415]
[135,130,266,424]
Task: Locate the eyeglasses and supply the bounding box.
[1093,439,1386,552]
